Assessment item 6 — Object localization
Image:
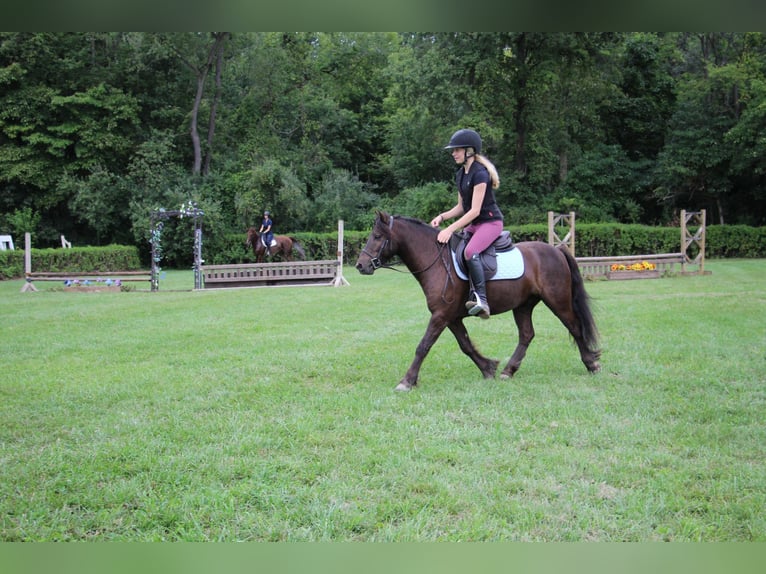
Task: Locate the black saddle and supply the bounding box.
[449,231,515,280]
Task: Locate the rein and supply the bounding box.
[363,216,456,303]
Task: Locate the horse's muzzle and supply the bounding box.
[355,259,376,275]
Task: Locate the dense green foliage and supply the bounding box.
[2,32,766,266]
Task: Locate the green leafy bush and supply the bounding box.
[1,245,142,280]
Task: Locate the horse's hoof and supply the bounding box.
[500,365,517,379]
[481,359,499,379]
[395,382,413,392]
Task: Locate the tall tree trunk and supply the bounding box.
[175,32,228,176]
[513,33,529,176]
[190,72,207,175]
[203,33,229,176]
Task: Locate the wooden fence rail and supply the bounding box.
[201,260,343,289]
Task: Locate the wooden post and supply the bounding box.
[547,211,576,256]
[333,220,350,287]
[680,209,686,274]
[20,232,38,292]
[697,209,706,275]
[681,209,707,276]
[569,211,576,257]
[547,211,554,246]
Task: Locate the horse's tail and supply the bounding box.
[558,245,600,355]
[291,238,306,260]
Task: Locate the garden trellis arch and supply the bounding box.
[150,202,204,291]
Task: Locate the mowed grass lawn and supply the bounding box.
[1,259,764,541]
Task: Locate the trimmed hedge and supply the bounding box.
[509,223,766,259]
[3,223,764,280]
[222,223,766,266]
[1,245,142,280]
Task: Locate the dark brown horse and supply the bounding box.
[355,212,601,391]
[245,227,306,263]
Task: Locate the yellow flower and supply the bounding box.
[612,260,657,272]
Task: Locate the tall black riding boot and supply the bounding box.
[465,253,490,319]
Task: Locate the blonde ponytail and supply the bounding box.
[475,154,500,189]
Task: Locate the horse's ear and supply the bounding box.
[377,210,390,224]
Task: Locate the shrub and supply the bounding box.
[1,245,142,280]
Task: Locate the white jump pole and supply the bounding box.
[333,219,350,287]
[21,232,38,292]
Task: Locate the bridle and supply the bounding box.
[361,216,456,303]
[360,215,394,271]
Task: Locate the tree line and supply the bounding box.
[1,32,765,262]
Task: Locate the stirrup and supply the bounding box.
[465,292,490,319]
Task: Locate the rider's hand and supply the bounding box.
[430,215,442,228]
[437,229,452,244]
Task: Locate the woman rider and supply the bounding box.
[430,129,504,319]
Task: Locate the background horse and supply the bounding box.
[245,227,306,263]
[355,211,601,391]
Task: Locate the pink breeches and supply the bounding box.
[463,220,504,259]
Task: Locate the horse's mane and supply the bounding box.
[390,214,438,235]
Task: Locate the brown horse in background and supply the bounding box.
[355,212,601,391]
[245,228,306,263]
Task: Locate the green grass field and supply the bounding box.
[1,259,764,541]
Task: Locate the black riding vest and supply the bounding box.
[455,161,503,223]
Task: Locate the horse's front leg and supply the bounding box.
[396,314,448,392]
[500,302,537,379]
[447,319,499,379]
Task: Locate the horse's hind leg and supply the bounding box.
[563,314,602,373]
[544,300,601,374]
[500,301,538,379]
[447,319,498,379]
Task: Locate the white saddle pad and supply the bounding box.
[453,248,525,281]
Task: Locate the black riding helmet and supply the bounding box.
[444,129,482,156]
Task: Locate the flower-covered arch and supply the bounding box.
[150,202,204,291]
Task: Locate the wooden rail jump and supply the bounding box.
[575,253,684,280]
[547,209,708,280]
[201,259,344,289]
[24,271,152,292]
[26,271,152,282]
[199,220,350,290]
[20,232,151,292]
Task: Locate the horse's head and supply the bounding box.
[245,227,259,248]
[356,211,395,275]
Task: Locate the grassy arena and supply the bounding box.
[1,259,764,541]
